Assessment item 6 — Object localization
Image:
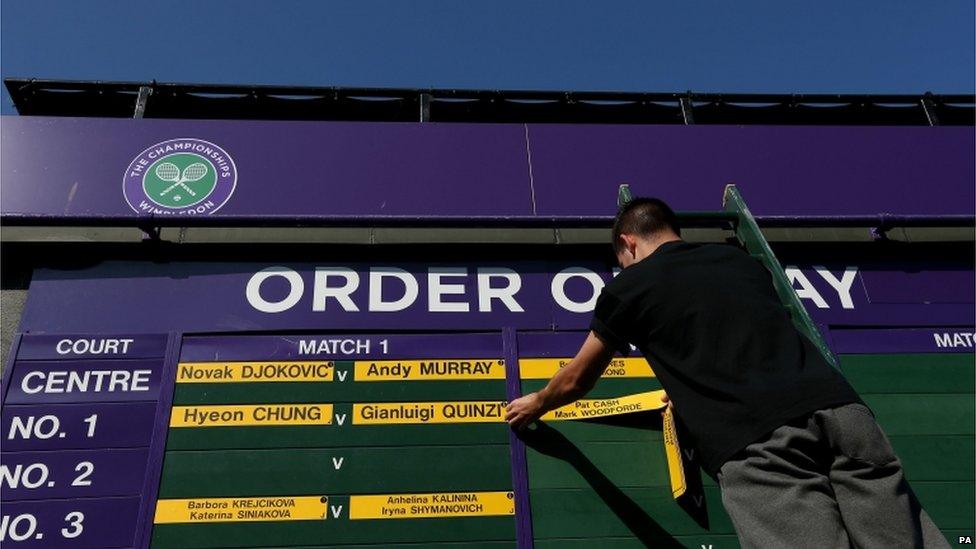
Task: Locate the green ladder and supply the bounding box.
[617,183,838,368]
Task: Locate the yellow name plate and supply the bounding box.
[663,405,687,499]
[354,359,504,381]
[176,361,334,383]
[520,358,655,379]
[170,404,333,428]
[353,401,506,424]
[154,496,328,524]
[350,491,514,520]
[542,390,667,421]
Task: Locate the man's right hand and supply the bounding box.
[505,392,545,431]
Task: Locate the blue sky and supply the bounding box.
[2,1,973,114]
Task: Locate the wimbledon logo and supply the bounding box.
[124,138,237,215]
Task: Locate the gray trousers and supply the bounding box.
[717,403,950,549]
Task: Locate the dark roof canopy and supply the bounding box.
[5,78,974,126]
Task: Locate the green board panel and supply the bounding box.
[535,531,973,548]
[267,541,516,549]
[528,440,673,490]
[523,416,665,443]
[840,354,975,394]
[173,378,508,404]
[893,435,975,482]
[530,486,733,539]
[535,534,741,549]
[529,483,970,543]
[863,394,975,436]
[151,512,516,548]
[159,445,512,497]
[165,422,512,450]
[525,434,975,491]
[913,481,976,530]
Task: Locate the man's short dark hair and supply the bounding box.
[612,197,681,250]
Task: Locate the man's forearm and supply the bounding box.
[536,358,598,412]
[504,331,613,431]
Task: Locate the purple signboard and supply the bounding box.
[19,261,975,336]
[2,117,973,220]
[781,264,974,327]
[15,335,168,361]
[0,496,140,548]
[830,327,976,354]
[1,448,149,500]
[527,124,976,217]
[859,269,975,304]
[1,117,533,218]
[1,402,157,451]
[5,360,163,404]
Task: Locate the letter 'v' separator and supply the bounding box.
[503,327,535,549]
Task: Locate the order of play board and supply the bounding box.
[152,333,518,548]
[2,331,686,549]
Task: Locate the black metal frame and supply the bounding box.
[6,78,974,126]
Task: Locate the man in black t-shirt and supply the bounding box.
[505,198,948,548]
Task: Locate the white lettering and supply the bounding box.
[7,415,60,440]
[246,266,304,313]
[368,267,419,312]
[313,268,360,312]
[428,268,470,312]
[0,463,49,489]
[477,267,524,312]
[0,513,38,542]
[814,266,858,309]
[19,370,151,395]
[934,332,975,348]
[551,267,604,313]
[56,338,134,355]
[20,372,45,394]
[786,266,829,309]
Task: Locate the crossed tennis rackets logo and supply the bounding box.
[154,161,209,199]
[123,138,238,215]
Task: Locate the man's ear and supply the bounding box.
[619,233,638,257]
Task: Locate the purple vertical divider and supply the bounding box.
[503,327,534,549]
[134,332,182,549]
[0,333,23,406]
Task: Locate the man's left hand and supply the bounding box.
[505,392,545,431]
